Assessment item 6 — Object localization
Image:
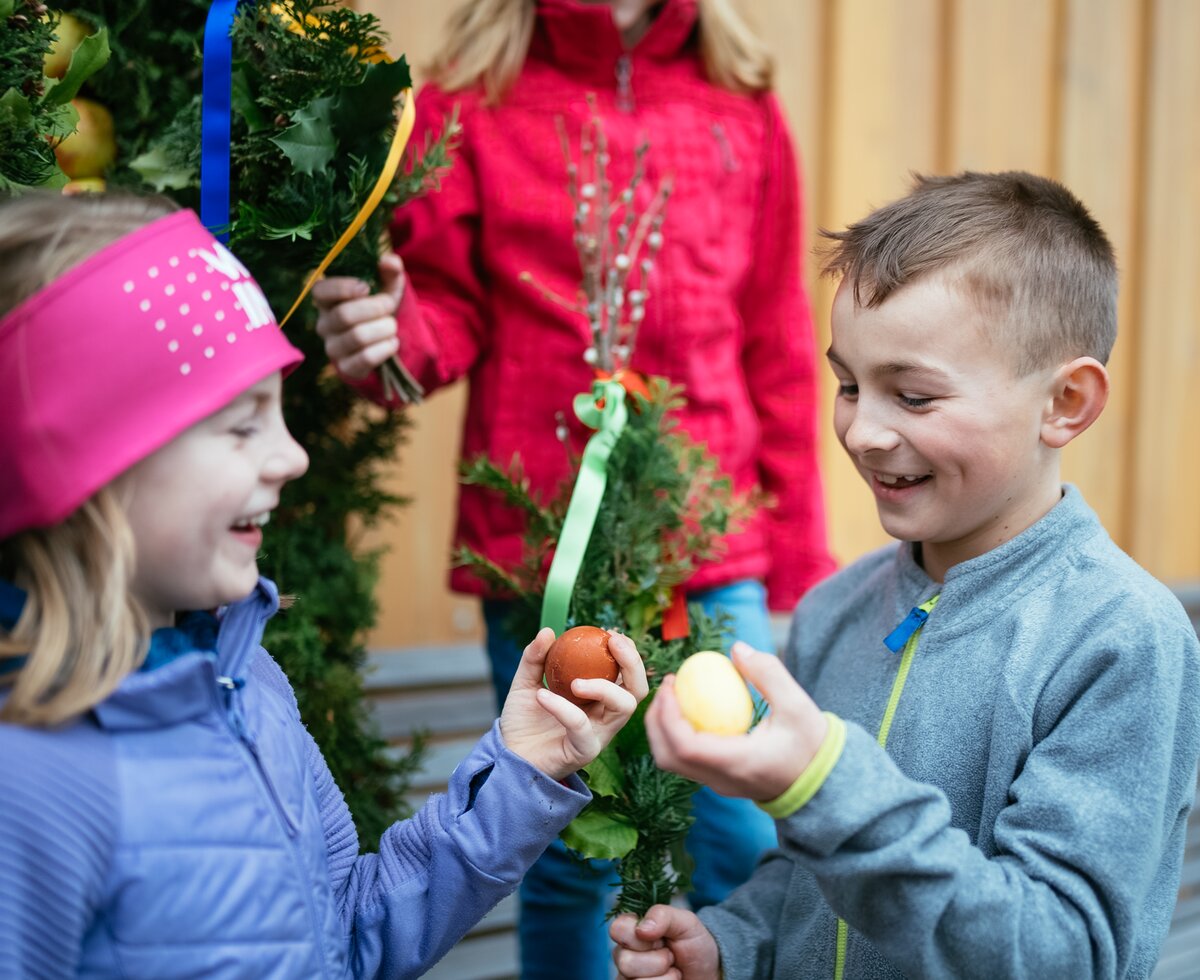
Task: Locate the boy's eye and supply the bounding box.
[231,425,258,438]
[899,394,933,408]
[837,383,858,399]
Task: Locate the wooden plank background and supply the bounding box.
[353,0,1200,652]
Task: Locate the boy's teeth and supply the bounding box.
[878,474,922,485]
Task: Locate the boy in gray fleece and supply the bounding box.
[610,171,1200,979]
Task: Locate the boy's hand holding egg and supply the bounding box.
[646,642,829,802]
[500,626,648,781]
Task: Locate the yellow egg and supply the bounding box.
[674,651,754,735]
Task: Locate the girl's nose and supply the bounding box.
[266,427,309,483]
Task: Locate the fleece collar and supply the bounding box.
[891,484,1105,640]
[532,0,698,85]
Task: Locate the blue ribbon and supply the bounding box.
[200,0,244,242]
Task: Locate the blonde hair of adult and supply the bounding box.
[0,193,177,727]
[429,0,774,103]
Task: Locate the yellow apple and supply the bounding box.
[674,651,755,736]
[54,98,116,179]
[43,12,92,80]
[62,177,106,194]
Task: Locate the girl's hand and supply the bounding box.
[610,906,720,980]
[500,628,648,781]
[312,253,405,380]
[646,642,827,802]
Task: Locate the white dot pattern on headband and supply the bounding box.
[131,233,282,375]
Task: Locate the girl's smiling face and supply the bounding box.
[119,372,309,628]
[827,273,1064,582]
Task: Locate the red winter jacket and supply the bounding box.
[366,0,834,610]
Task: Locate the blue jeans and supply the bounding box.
[483,579,779,980]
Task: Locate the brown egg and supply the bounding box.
[545,626,619,706]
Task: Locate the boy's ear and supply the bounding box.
[1041,356,1109,449]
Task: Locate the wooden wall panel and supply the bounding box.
[1055,0,1145,547]
[357,0,1200,650]
[1129,0,1200,580]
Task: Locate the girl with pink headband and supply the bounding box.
[0,192,648,978]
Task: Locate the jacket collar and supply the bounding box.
[891,484,1105,637]
[532,0,698,83]
[90,578,280,731]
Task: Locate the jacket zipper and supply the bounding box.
[216,674,333,978]
[833,595,941,980]
[218,675,298,837]
[615,54,634,112]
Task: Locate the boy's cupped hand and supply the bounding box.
[646,642,827,802]
[500,627,648,781]
[610,905,719,980]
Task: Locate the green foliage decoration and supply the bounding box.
[458,379,760,916]
[0,1,110,190]
[2,0,463,845]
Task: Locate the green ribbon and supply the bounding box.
[540,379,628,635]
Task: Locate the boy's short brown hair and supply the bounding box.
[821,171,1117,374]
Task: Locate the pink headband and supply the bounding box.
[0,209,303,538]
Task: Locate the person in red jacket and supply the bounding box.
[314,0,835,976]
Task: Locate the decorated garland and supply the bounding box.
[457,107,762,916]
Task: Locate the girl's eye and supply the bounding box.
[899,394,933,408]
[837,383,858,399]
[231,425,258,438]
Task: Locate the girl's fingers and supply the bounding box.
[311,275,371,309]
[335,337,400,379]
[607,632,649,702]
[569,677,637,719]
[321,315,400,362]
[512,627,556,689]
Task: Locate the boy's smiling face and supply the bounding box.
[828,272,1065,582]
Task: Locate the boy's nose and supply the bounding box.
[842,404,902,456]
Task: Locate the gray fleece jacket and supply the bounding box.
[700,485,1200,979]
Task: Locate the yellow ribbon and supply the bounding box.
[279,87,416,326]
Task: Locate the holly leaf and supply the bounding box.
[42,101,79,142]
[332,56,412,143]
[581,743,624,798]
[231,64,269,134]
[270,96,337,175]
[560,807,638,860]
[0,1,14,21]
[128,145,196,191]
[0,87,32,129]
[42,29,110,108]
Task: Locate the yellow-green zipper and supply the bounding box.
[833,595,940,980]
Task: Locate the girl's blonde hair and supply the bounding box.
[428,0,773,104]
[0,192,177,727]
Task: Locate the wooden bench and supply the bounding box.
[365,584,1200,979]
